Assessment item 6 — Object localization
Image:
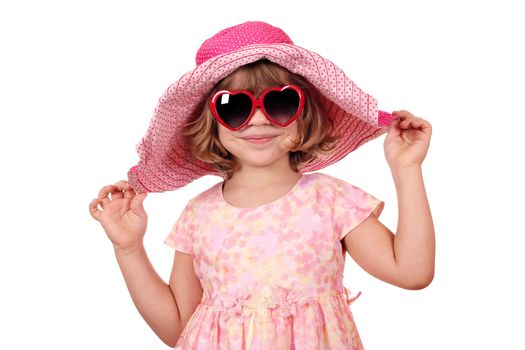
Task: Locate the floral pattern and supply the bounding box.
[164,172,384,349]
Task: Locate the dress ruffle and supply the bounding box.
[177,285,364,350]
[200,285,362,322]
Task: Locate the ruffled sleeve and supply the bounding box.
[333,179,385,241]
[163,200,195,255]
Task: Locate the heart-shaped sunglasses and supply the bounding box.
[209,85,305,131]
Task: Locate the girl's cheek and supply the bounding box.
[283,135,298,151]
[288,127,300,145]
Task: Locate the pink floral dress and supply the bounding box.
[164,172,384,349]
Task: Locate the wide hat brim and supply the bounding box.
[127,43,395,193]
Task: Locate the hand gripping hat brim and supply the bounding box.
[127,21,396,193]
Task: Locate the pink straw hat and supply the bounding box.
[127,21,396,193]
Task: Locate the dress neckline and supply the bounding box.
[218,173,306,210]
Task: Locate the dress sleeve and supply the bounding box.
[163,200,195,255]
[333,179,385,241]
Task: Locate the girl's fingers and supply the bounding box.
[393,111,418,123]
[393,110,430,133]
[114,181,136,200]
[111,182,126,201]
[392,110,415,118]
[399,118,410,127]
[124,184,136,199]
[90,182,132,221]
[114,180,128,189]
[400,120,414,128]
[89,198,101,221]
[399,117,424,129]
[98,181,130,205]
[98,185,115,206]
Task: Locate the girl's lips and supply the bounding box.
[242,136,276,144]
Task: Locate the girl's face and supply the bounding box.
[217,105,299,169]
[215,69,301,170]
[215,79,299,169]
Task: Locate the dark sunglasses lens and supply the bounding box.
[215,93,252,129]
[263,88,300,124]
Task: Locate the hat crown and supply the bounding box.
[195,21,294,65]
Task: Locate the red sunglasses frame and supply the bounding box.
[209,84,305,131]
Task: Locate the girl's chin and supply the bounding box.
[242,153,290,166]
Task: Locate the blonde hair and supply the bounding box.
[181,59,342,179]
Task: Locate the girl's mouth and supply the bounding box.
[242,136,276,144]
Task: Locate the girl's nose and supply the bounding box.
[248,107,271,126]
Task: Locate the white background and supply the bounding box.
[1,0,523,349]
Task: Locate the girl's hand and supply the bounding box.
[89,181,148,251]
[384,110,432,170]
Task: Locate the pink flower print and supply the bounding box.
[294,251,315,276]
[297,207,315,232]
[354,206,372,217]
[353,188,370,206]
[222,263,236,275]
[290,193,303,207]
[252,233,278,257]
[308,238,324,252]
[281,201,292,217]
[210,226,228,250]
[316,204,328,220]
[315,274,323,285]
[237,209,250,219]
[279,229,296,241]
[201,253,212,266]
[296,265,309,275]
[288,230,302,240]
[240,271,255,287]
[295,251,314,265]
[224,236,237,249]
[222,272,238,286]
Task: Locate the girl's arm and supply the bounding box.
[342,165,435,290]
[114,243,182,347]
[392,165,435,287]
[342,111,434,289]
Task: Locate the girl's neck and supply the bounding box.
[226,159,300,190]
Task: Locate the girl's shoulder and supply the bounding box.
[304,172,372,197]
[293,171,343,199]
[304,171,345,189]
[184,181,222,207]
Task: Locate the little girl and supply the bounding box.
[89,21,434,349]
